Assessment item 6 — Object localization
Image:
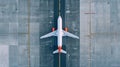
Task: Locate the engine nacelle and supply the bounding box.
[64,27,68,32]
[52,27,55,32]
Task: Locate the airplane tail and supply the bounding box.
[53,49,67,54]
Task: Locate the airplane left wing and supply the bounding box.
[63,30,79,39]
[40,30,57,39]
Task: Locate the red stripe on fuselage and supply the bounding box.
[58,46,62,53]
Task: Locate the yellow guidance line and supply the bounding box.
[59,53,61,67]
[58,0,61,67]
[59,0,61,16]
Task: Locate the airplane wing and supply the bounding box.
[63,30,79,39]
[40,30,57,39]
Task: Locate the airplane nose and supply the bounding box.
[58,16,61,19]
[58,16,62,23]
[58,16,62,20]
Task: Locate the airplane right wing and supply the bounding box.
[63,30,79,39]
[40,30,57,39]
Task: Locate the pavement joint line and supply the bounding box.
[84,32,120,37]
[84,13,96,14]
[88,0,92,67]
[27,0,31,67]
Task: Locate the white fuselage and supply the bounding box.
[57,16,63,47]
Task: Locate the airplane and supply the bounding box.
[40,16,79,54]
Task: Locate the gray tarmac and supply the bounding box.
[1,0,120,67]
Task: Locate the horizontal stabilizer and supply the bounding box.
[53,49,67,54]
